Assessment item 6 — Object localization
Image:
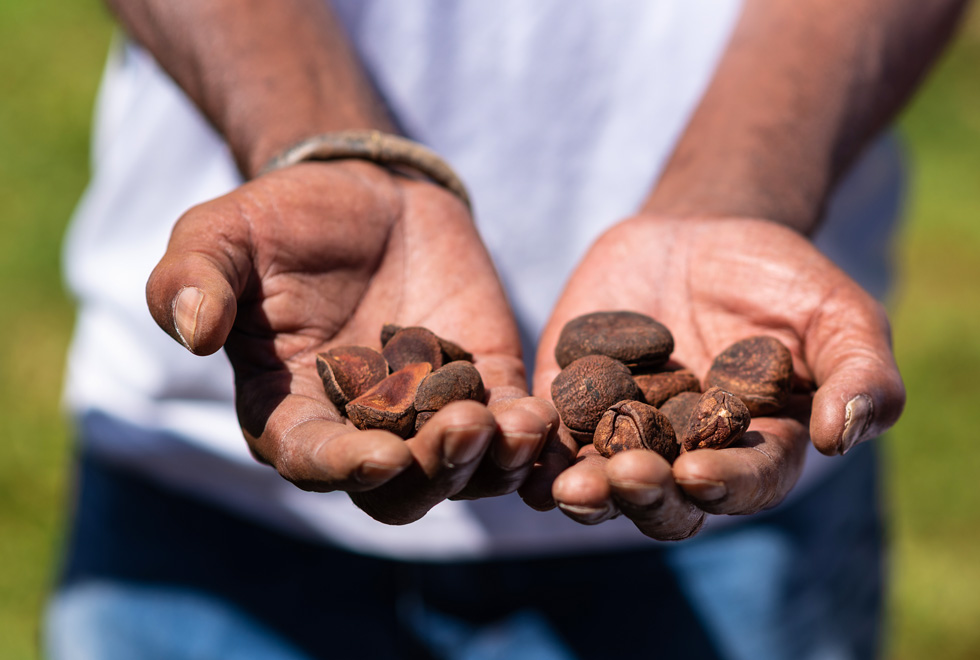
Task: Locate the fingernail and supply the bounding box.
[356,461,405,487]
[610,481,664,507]
[557,503,614,524]
[676,478,727,503]
[173,287,204,351]
[492,432,539,471]
[443,426,492,467]
[840,394,874,455]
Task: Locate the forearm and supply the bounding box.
[643,0,967,233]
[105,0,394,177]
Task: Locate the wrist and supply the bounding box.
[257,131,471,211]
[640,150,832,235]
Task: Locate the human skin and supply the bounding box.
[117,0,558,525]
[523,0,967,539]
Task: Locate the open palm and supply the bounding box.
[147,161,556,525]
[528,215,904,539]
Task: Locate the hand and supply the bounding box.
[525,215,904,539]
[146,160,556,525]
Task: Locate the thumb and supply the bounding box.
[806,290,906,455]
[146,204,250,355]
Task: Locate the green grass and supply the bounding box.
[886,11,980,659]
[1,3,979,658]
[0,1,112,657]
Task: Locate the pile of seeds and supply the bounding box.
[316,324,485,438]
[550,311,793,463]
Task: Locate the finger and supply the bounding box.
[452,400,553,499]
[349,400,495,525]
[805,292,905,455]
[551,446,621,524]
[486,393,558,472]
[523,342,583,511]
[146,202,251,355]
[245,392,414,492]
[606,450,705,541]
[517,426,580,511]
[673,416,808,515]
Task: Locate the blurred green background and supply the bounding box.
[1,2,979,658]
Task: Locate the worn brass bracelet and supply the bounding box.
[257,130,471,211]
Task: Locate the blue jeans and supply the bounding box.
[45,444,884,660]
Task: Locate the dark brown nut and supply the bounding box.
[705,336,793,416]
[346,362,432,438]
[683,387,751,452]
[316,346,389,409]
[593,400,678,463]
[633,369,701,407]
[381,325,474,366]
[552,355,642,436]
[554,311,673,370]
[658,392,702,441]
[415,361,486,412]
[382,327,445,372]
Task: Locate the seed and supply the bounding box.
[316,346,389,409]
[382,327,445,372]
[346,362,432,438]
[414,361,486,427]
[683,387,751,452]
[554,311,673,370]
[593,400,678,463]
[658,392,702,441]
[552,355,642,437]
[705,336,793,416]
[633,369,701,407]
[381,325,473,367]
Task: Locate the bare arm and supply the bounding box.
[105,0,393,176]
[644,0,968,232]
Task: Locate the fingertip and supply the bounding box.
[410,400,495,468]
[490,407,549,471]
[810,373,905,456]
[147,258,238,355]
[605,450,673,489]
[551,451,613,516]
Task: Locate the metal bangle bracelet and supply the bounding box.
[257,130,472,211]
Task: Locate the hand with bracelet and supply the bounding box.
[522,0,963,539]
[128,0,556,524]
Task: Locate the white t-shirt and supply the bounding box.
[63,1,902,560]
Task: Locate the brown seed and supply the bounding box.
[316,346,389,410]
[593,400,678,463]
[381,324,474,365]
[346,362,432,438]
[633,369,701,407]
[683,387,751,452]
[705,336,793,416]
[552,355,642,435]
[382,327,445,372]
[415,361,486,412]
[554,311,673,370]
[659,392,702,441]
